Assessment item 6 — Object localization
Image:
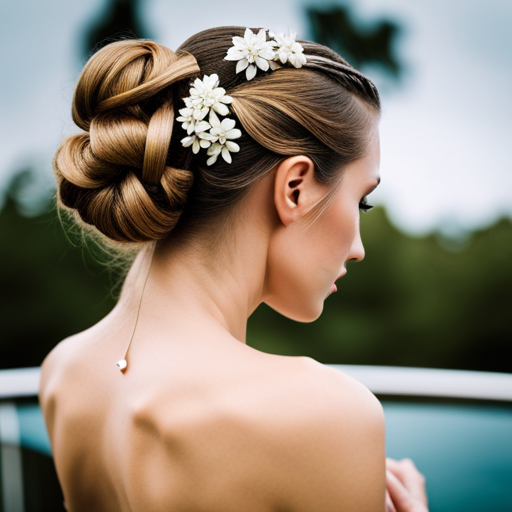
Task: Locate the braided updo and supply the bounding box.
[54,27,380,245]
[55,40,199,243]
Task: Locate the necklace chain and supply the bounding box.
[116,243,155,372]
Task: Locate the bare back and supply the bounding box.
[39,316,386,512]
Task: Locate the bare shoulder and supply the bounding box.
[291,356,384,414]
[274,356,385,434]
[262,356,386,512]
[38,333,89,420]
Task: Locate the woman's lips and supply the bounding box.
[331,270,347,293]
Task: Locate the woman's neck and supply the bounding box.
[114,176,277,345]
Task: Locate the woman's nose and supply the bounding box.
[347,228,365,263]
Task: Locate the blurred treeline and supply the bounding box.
[1,170,511,373]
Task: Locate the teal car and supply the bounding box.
[1,366,511,512]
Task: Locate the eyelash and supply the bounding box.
[359,196,374,213]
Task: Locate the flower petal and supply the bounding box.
[244,27,254,41]
[208,110,221,127]
[255,56,269,71]
[207,143,222,156]
[221,147,232,164]
[256,29,267,45]
[181,136,194,147]
[206,154,218,166]
[200,139,212,148]
[226,128,242,140]
[225,141,240,152]
[259,47,275,60]
[225,50,245,61]
[246,64,257,81]
[211,87,226,99]
[221,118,236,131]
[291,42,303,53]
[220,95,233,104]
[231,35,246,48]
[236,58,249,73]
[198,131,216,141]
[192,138,201,154]
[213,103,230,116]
[209,74,220,87]
[195,120,211,133]
[192,107,207,120]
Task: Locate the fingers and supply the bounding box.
[386,457,428,505]
[386,470,428,512]
[385,488,397,512]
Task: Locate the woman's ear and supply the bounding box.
[273,156,326,227]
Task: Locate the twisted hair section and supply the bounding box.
[54,27,380,247]
[54,40,200,243]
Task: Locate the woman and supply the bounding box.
[39,26,428,511]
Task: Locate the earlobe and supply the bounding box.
[273,156,321,227]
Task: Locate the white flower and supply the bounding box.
[177,75,234,136]
[187,73,233,116]
[176,107,202,135]
[224,28,276,81]
[180,120,215,154]
[178,70,244,164]
[205,111,241,165]
[270,31,307,68]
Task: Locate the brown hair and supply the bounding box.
[54,26,380,245]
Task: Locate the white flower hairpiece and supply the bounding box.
[269,31,307,69]
[224,27,307,80]
[178,74,241,165]
[178,29,306,163]
[224,28,277,81]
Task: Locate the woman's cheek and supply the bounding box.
[318,204,357,270]
[264,226,330,322]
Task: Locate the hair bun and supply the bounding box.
[54,40,201,243]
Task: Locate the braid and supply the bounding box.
[55,40,200,243]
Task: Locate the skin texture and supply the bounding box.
[39,128,393,511]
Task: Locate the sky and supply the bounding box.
[0,0,511,236]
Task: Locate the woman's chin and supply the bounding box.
[265,298,324,323]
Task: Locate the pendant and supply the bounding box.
[116,358,127,371]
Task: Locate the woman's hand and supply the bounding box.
[385,457,429,512]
